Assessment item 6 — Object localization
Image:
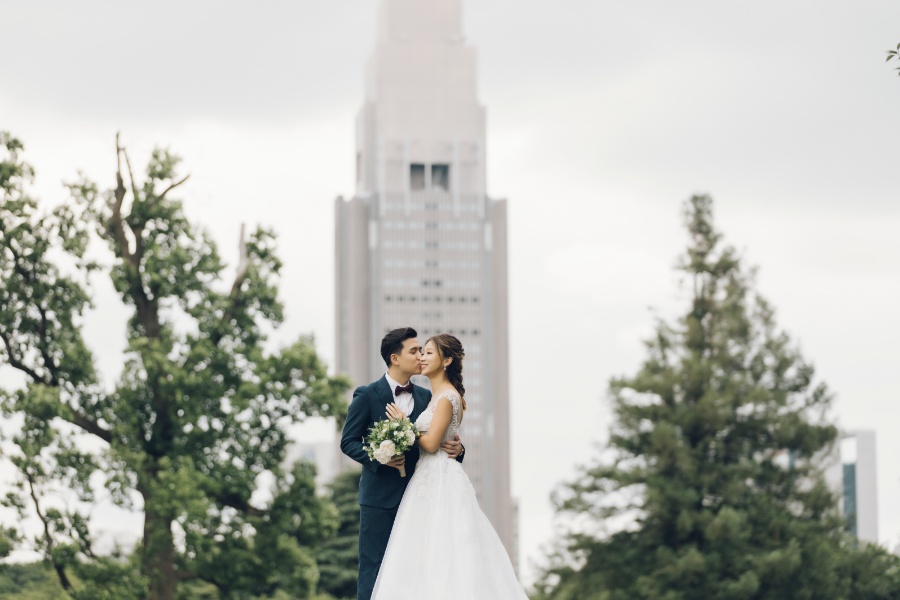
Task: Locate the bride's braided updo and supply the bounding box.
[427,333,467,410]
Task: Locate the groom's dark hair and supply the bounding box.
[381,327,418,366]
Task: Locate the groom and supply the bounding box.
[340,327,464,600]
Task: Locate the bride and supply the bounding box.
[371,333,529,599]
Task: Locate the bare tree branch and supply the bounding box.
[66,407,113,444]
[112,133,134,265]
[0,329,47,384]
[121,144,140,217]
[27,473,74,592]
[231,222,249,297]
[157,174,190,202]
[112,136,160,339]
[120,142,147,264]
[212,224,250,345]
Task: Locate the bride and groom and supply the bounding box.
[340,327,528,599]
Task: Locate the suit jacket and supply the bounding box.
[341,375,432,509]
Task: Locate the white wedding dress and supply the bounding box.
[371,392,529,599]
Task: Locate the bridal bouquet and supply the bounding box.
[366,416,419,478]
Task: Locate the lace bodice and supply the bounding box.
[414,391,462,451]
[408,391,469,503]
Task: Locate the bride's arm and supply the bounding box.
[416,397,453,454]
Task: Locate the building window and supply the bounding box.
[410,163,426,190]
[431,164,450,191]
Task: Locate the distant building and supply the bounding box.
[334,0,517,565]
[840,430,878,542]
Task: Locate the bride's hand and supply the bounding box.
[386,403,407,420]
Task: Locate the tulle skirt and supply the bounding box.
[371,450,529,599]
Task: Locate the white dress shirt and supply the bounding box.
[384,372,415,417]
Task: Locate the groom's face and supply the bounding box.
[393,338,423,378]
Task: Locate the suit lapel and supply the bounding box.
[375,376,393,413]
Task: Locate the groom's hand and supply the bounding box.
[441,434,463,459]
[386,454,406,471]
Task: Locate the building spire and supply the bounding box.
[377,0,464,44]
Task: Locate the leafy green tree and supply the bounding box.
[887,42,900,75]
[0,562,67,600]
[535,195,900,600]
[182,460,340,599]
[0,527,17,560]
[316,468,362,600]
[0,132,350,600]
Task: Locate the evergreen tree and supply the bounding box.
[316,468,362,600]
[0,132,349,600]
[535,195,900,600]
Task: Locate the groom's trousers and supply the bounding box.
[358,503,399,600]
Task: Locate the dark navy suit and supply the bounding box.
[340,375,462,600]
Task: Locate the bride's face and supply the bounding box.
[418,341,445,378]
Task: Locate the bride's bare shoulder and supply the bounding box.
[434,387,461,401]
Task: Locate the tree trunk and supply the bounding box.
[143,495,176,600]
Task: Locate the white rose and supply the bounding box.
[373,439,397,464]
[405,430,416,444]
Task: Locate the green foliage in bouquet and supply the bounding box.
[365,417,419,477]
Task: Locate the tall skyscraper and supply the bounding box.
[840,430,879,543]
[334,0,516,563]
[822,429,879,543]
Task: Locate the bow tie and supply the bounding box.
[394,383,414,396]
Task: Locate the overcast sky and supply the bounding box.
[2,0,899,585]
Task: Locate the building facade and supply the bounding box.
[334,0,517,564]
[840,430,879,543]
